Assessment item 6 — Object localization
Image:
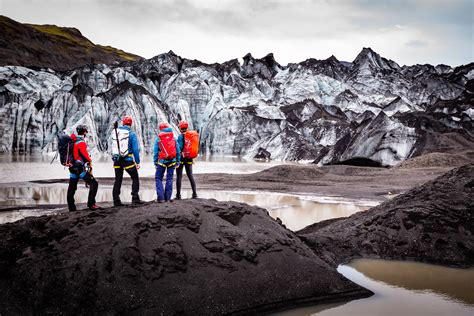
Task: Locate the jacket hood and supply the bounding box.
[119,125,131,131]
[70,133,77,141]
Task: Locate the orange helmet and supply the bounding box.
[122,116,133,126]
[159,122,170,130]
[179,120,189,130]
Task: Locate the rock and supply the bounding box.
[0,199,370,315]
[329,157,386,168]
[298,164,474,267]
[254,147,271,160]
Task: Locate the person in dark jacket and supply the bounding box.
[67,125,100,211]
[175,120,197,199]
[112,116,142,206]
[153,122,180,202]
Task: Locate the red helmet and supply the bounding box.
[159,122,170,130]
[179,120,189,130]
[122,116,133,126]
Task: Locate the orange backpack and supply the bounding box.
[158,131,177,160]
[182,130,199,159]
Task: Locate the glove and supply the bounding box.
[136,164,141,170]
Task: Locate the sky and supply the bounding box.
[1,0,472,66]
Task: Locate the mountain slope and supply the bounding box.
[0,15,142,70]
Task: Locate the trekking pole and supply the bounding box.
[199,127,203,158]
[50,150,58,164]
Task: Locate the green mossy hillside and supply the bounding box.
[0,15,142,70]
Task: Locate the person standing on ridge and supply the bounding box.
[153,122,180,202]
[111,116,142,206]
[175,120,198,199]
[67,125,101,211]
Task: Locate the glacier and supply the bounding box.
[0,48,472,166]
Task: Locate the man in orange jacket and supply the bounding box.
[67,125,101,211]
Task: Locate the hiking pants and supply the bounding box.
[113,160,140,204]
[155,164,176,201]
[67,170,98,212]
[176,162,196,197]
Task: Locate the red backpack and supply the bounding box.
[158,131,177,160]
[182,130,199,159]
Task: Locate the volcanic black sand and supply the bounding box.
[298,164,474,268]
[0,199,370,315]
[0,155,473,314]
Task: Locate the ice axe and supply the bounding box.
[114,121,121,157]
[84,162,93,188]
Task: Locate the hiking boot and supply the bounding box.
[132,200,144,206]
[175,194,181,200]
[89,204,102,210]
[192,193,198,199]
[156,199,165,203]
[114,201,124,207]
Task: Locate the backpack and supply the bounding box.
[58,132,75,166]
[111,128,130,158]
[182,130,199,159]
[158,131,177,160]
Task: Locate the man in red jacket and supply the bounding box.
[67,125,101,211]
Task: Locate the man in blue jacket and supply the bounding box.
[153,122,180,202]
[112,116,142,206]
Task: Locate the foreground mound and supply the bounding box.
[0,199,369,315]
[394,152,472,169]
[298,164,474,267]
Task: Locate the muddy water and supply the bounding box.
[276,259,474,316]
[0,185,373,230]
[0,154,286,183]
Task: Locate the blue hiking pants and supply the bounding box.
[155,164,176,201]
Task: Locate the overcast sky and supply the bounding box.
[1,0,472,66]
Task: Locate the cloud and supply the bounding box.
[0,0,472,66]
[406,40,429,48]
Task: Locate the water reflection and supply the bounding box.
[0,209,62,225]
[275,259,474,316]
[0,154,287,183]
[0,186,370,230]
[350,259,474,305]
[0,153,264,164]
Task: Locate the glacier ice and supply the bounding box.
[0,49,472,166]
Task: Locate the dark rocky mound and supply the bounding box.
[255,164,325,181]
[0,15,142,70]
[0,199,370,315]
[298,164,474,267]
[329,157,386,168]
[394,152,472,169]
